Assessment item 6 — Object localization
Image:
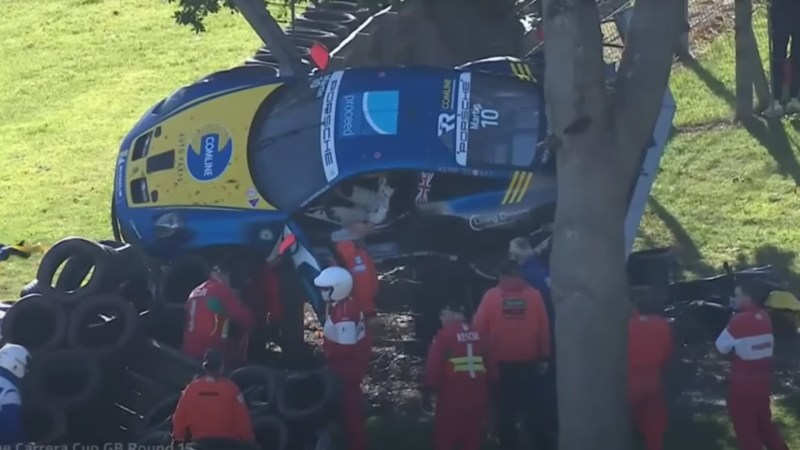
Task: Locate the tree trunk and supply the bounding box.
[735,0,755,118]
[541,0,682,449]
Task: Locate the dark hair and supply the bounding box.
[630,285,660,314]
[737,278,771,306]
[202,348,223,374]
[498,259,521,277]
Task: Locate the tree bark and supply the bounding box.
[541,0,681,449]
[735,0,755,118]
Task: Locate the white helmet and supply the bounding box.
[509,237,536,265]
[0,343,30,379]
[314,267,353,302]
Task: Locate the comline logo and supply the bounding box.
[186,125,233,182]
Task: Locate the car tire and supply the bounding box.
[1,293,68,354]
[310,1,371,21]
[36,237,113,303]
[252,416,289,450]
[285,28,340,51]
[299,10,358,33]
[27,349,102,410]
[230,366,281,416]
[142,393,181,434]
[66,294,140,358]
[291,18,350,40]
[22,402,68,444]
[276,368,338,422]
[19,278,41,297]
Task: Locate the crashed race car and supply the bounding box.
[112,8,676,319]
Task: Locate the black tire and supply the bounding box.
[66,294,140,358]
[36,237,113,303]
[27,349,102,410]
[158,256,210,312]
[22,402,68,444]
[1,294,68,354]
[242,59,281,75]
[230,366,281,416]
[137,430,172,445]
[311,1,371,21]
[285,28,340,51]
[284,35,324,51]
[19,278,41,297]
[276,368,338,422]
[126,339,202,390]
[142,392,181,433]
[291,18,350,39]
[299,10,358,32]
[252,416,289,450]
[55,254,94,292]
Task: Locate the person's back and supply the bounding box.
[0,344,29,446]
[472,273,550,365]
[172,350,254,444]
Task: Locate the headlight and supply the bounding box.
[154,212,184,238]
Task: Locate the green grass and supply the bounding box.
[2,1,800,448]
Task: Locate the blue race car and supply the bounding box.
[112,54,675,316]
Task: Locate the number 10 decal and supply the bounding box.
[480,108,499,128]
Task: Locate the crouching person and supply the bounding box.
[628,286,673,450]
[0,344,30,446]
[425,301,488,450]
[172,349,255,446]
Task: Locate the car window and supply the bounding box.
[249,76,331,211]
[465,74,546,169]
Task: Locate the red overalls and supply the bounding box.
[172,376,254,443]
[628,312,673,450]
[331,240,379,319]
[323,297,370,450]
[425,321,488,450]
[182,279,255,368]
[715,305,789,450]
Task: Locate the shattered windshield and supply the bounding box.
[249,76,332,211]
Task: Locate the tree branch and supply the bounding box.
[541,0,607,147]
[612,0,682,171]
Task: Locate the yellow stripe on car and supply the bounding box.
[502,171,533,205]
[510,62,536,83]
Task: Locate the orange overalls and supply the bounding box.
[425,321,488,450]
[628,311,673,450]
[172,375,255,443]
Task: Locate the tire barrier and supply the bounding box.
[285,28,340,51]
[291,17,351,40]
[36,237,114,303]
[66,294,140,358]
[308,1,371,21]
[141,393,181,433]
[276,368,338,422]
[27,349,102,410]
[1,293,67,354]
[230,365,281,416]
[22,402,69,444]
[299,10,359,33]
[252,416,290,450]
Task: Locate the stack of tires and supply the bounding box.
[2,237,151,443]
[244,0,373,72]
[135,365,340,450]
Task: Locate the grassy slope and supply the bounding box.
[1,1,800,448]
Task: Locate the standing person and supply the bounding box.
[182,260,255,368]
[472,259,551,450]
[628,286,673,450]
[425,301,489,450]
[172,349,255,445]
[330,222,380,331]
[315,266,370,450]
[765,0,800,117]
[508,237,557,450]
[716,279,789,450]
[0,344,30,446]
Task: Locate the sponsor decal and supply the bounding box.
[311,74,333,98]
[339,90,399,138]
[468,208,529,231]
[186,125,233,182]
[502,298,527,318]
[441,78,455,111]
[320,71,344,182]
[415,172,434,205]
[247,187,260,207]
[116,149,128,199]
[455,72,471,166]
[470,104,500,131]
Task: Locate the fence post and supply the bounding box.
[734,0,755,119]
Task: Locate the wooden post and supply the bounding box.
[734,0,754,119]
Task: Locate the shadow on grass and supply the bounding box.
[647,196,716,277]
[683,58,737,109]
[741,116,800,186]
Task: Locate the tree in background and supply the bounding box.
[167,0,682,448]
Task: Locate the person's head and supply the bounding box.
[210,259,233,285]
[0,343,31,380]
[439,302,467,326]
[202,348,224,375]
[731,279,771,310]
[508,237,536,265]
[498,258,522,280]
[314,266,354,303]
[630,285,660,315]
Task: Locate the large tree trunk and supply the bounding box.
[541,0,682,449]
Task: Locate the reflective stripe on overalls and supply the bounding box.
[448,324,486,378]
